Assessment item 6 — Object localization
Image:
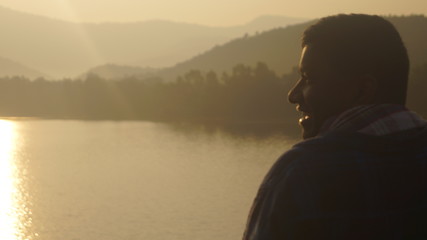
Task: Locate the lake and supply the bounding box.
[0,119,298,240]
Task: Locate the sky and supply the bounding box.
[0,0,425,26]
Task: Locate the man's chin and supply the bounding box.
[300,117,319,139]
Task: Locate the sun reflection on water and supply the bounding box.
[0,120,30,240]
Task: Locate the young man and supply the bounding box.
[243,14,427,239]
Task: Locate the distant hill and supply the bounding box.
[157,22,311,81]
[0,56,46,79]
[81,64,157,80]
[225,15,312,35]
[82,20,312,80]
[157,15,427,81]
[0,5,307,78]
[93,15,427,82]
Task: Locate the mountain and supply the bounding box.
[0,5,307,78]
[154,15,427,81]
[0,6,95,78]
[0,56,46,79]
[82,19,312,80]
[227,15,312,35]
[157,22,310,81]
[81,64,157,80]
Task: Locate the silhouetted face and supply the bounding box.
[288,45,361,139]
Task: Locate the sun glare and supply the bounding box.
[55,0,104,66]
[0,120,21,239]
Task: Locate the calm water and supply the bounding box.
[0,120,297,240]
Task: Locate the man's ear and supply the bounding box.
[356,74,378,104]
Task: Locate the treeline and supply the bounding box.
[0,63,297,123]
[0,62,426,123]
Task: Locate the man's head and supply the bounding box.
[288,14,410,139]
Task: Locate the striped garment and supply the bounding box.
[243,104,427,240]
[319,104,427,136]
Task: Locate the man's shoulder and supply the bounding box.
[263,135,350,186]
[278,132,362,168]
[268,127,427,217]
[278,126,427,172]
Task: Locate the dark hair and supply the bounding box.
[302,14,409,104]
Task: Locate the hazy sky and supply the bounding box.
[0,0,426,26]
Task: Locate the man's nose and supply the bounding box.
[287,82,301,104]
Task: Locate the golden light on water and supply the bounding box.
[0,120,29,240]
